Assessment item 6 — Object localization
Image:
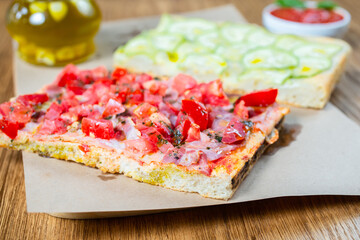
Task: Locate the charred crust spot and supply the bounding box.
[231,117,284,190]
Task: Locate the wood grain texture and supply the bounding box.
[0,0,360,239]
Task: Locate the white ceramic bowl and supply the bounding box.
[262,1,351,38]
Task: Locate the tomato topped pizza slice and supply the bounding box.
[0,65,289,200]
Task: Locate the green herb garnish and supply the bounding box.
[276,0,305,8]
[317,1,337,10]
[214,134,223,143]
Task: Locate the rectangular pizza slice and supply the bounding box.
[0,65,289,200]
[113,14,351,109]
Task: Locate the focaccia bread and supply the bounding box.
[0,65,288,200]
[113,14,351,109]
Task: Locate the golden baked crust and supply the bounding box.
[0,115,286,200]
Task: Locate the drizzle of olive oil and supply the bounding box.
[6,0,101,66]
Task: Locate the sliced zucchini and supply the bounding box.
[114,46,126,63]
[123,35,155,57]
[150,33,184,52]
[293,43,343,58]
[175,42,210,60]
[196,31,220,50]
[156,14,175,32]
[274,35,306,51]
[179,53,227,75]
[155,52,178,74]
[238,69,291,85]
[216,42,258,62]
[246,29,277,47]
[292,56,331,78]
[221,62,246,83]
[220,23,256,43]
[167,18,217,41]
[243,47,298,69]
[114,47,155,71]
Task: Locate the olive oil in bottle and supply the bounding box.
[6,0,101,66]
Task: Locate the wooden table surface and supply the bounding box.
[1,0,360,239]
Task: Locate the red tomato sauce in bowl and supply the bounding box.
[271,8,343,24]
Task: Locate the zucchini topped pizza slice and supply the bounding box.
[114,14,351,109]
[0,65,288,200]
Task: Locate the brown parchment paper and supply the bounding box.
[14,5,360,218]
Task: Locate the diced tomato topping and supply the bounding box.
[80,117,95,135]
[222,118,247,144]
[0,64,279,176]
[56,65,109,95]
[181,99,209,131]
[45,102,64,120]
[142,80,167,96]
[30,111,45,122]
[158,142,175,153]
[116,73,136,85]
[102,99,125,118]
[124,138,158,155]
[94,77,113,87]
[144,90,163,106]
[158,102,176,120]
[38,119,69,135]
[174,112,191,144]
[173,111,192,144]
[185,122,201,142]
[199,80,230,106]
[234,100,249,120]
[247,107,266,118]
[56,64,78,87]
[133,103,157,118]
[78,70,93,85]
[59,112,77,122]
[68,104,101,120]
[196,154,211,176]
[206,108,214,129]
[17,93,49,106]
[175,110,187,127]
[183,88,203,102]
[172,73,197,94]
[78,66,108,84]
[112,67,127,80]
[116,87,130,104]
[136,73,153,84]
[0,119,20,139]
[133,118,151,131]
[149,112,173,140]
[66,80,86,95]
[57,64,108,87]
[79,144,90,153]
[141,127,174,153]
[114,130,126,141]
[165,102,179,115]
[81,118,114,139]
[128,89,144,105]
[88,82,112,105]
[91,66,108,80]
[239,89,278,107]
[60,96,79,112]
[0,101,33,124]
